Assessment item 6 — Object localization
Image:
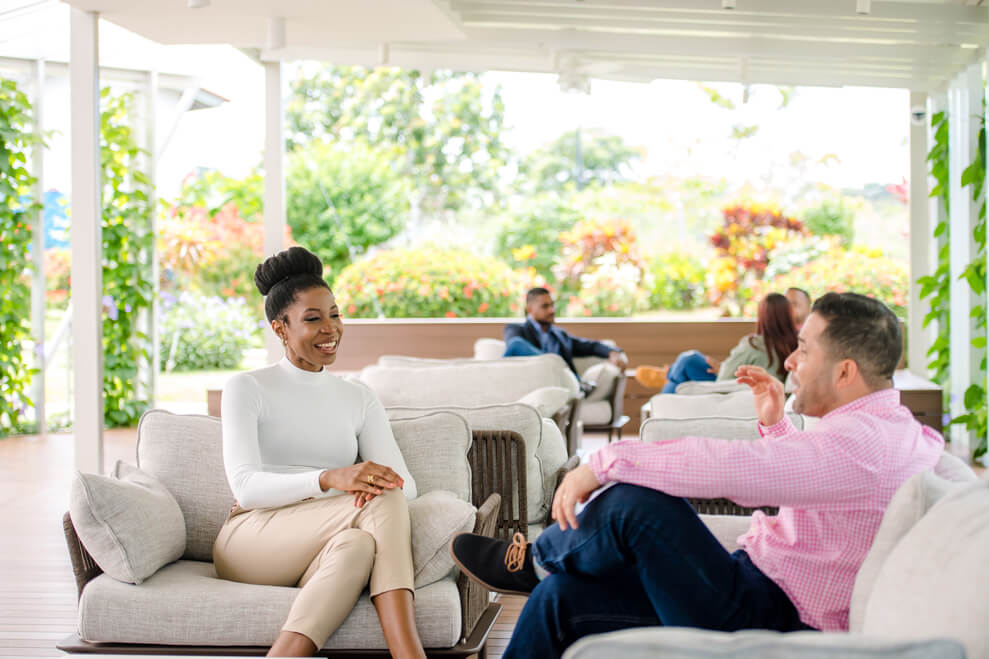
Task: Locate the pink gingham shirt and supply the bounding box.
[587,388,944,631]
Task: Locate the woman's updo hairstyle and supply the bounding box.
[254,246,331,322]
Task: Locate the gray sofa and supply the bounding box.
[59,409,504,656]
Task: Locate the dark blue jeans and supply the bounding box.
[504,484,811,658]
[504,336,543,358]
[662,349,717,393]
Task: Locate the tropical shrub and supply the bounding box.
[745,245,909,318]
[333,248,519,318]
[495,197,580,280]
[800,197,855,245]
[763,235,836,281]
[44,248,71,305]
[553,218,644,296]
[564,254,650,317]
[159,292,261,371]
[645,250,707,311]
[707,202,806,314]
[286,141,411,279]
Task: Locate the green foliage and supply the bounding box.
[100,89,153,428]
[159,292,260,371]
[948,111,987,461]
[800,197,855,246]
[287,65,507,211]
[520,129,640,192]
[333,248,519,318]
[917,110,951,391]
[286,141,410,279]
[166,168,264,221]
[749,245,909,318]
[495,197,580,280]
[0,78,42,435]
[646,251,707,311]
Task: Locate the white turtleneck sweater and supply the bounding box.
[220,357,417,510]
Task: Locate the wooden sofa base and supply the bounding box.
[57,602,501,658]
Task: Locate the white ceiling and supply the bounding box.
[59,0,989,91]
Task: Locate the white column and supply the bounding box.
[30,59,46,435]
[263,60,286,364]
[908,90,932,376]
[70,9,103,474]
[947,63,982,451]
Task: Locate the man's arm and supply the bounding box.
[568,332,622,360]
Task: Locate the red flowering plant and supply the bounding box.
[553,218,644,300]
[332,247,520,318]
[706,202,806,315]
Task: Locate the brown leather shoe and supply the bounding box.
[635,364,669,389]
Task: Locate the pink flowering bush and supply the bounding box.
[332,248,520,318]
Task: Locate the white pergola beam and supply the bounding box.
[69,8,103,474]
[451,0,989,24]
[908,90,931,376]
[263,60,286,365]
[947,61,981,450]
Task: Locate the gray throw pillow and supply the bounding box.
[69,461,186,584]
[409,490,476,588]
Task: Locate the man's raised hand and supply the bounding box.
[735,365,785,427]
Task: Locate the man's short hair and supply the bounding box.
[811,292,901,387]
[526,287,551,305]
[786,287,811,304]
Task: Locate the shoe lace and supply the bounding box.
[504,532,528,573]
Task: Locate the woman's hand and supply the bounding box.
[320,461,404,498]
[735,365,785,427]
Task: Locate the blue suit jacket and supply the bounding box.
[503,318,617,375]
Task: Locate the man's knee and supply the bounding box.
[591,484,692,523]
[504,336,541,357]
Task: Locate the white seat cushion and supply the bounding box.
[78,561,462,649]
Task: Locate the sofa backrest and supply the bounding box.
[640,413,804,442]
[646,390,759,420]
[360,353,580,407]
[387,402,568,523]
[854,474,989,658]
[136,408,475,562]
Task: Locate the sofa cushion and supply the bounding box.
[387,403,568,523]
[137,410,234,561]
[849,459,977,632]
[581,362,619,404]
[409,490,475,588]
[674,380,750,395]
[700,514,752,553]
[518,386,572,417]
[580,400,613,426]
[78,561,463,649]
[860,478,989,658]
[361,353,580,407]
[389,411,473,502]
[641,413,804,443]
[647,390,757,419]
[69,461,185,584]
[562,628,966,659]
[473,337,505,360]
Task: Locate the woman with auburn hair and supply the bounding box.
[637,292,799,393]
[213,246,425,658]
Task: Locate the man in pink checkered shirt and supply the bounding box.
[451,292,945,658]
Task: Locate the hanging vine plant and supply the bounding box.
[100,88,153,427]
[0,79,43,436]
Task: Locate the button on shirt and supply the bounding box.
[587,388,944,631]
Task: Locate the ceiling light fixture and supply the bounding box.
[268,16,285,50]
[378,43,390,67]
[722,0,736,9]
[187,0,209,8]
[856,0,870,15]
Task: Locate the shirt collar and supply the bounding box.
[821,387,901,421]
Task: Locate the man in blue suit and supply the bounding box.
[504,288,628,385]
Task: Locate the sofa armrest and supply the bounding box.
[457,492,501,643]
[562,628,966,659]
[469,429,528,539]
[63,511,103,600]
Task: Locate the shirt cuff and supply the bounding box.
[758,415,794,438]
[587,447,614,485]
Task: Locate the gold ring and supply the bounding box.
[368,474,375,485]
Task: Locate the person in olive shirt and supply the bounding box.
[636,293,799,393]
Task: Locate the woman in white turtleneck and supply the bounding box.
[213,246,425,658]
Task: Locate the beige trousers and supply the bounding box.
[212,487,413,648]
